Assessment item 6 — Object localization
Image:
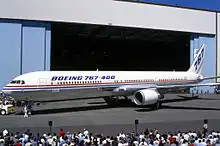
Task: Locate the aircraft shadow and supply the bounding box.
[15,104,115,115]
[177,94,220,101]
[136,105,220,112]
[136,97,220,112]
[35,96,103,103]
[15,101,139,115]
[14,95,220,115]
[196,97,220,101]
[87,101,106,105]
[177,95,199,98]
[29,98,197,115]
[161,97,198,103]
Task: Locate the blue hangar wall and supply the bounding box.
[0,19,51,89]
[190,34,216,93]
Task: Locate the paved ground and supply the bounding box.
[1,94,220,136]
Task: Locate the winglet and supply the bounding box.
[187,44,205,74]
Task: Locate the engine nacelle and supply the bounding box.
[133,89,161,106]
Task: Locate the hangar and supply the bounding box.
[0,0,219,93]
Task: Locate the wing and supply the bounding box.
[110,82,220,95]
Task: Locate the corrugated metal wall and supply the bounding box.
[0,19,51,89]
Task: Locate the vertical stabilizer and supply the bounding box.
[187,44,205,74]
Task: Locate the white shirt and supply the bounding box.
[41,138,45,144]
[24,134,29,139]
[83,130,89,136]
[25,142,32,146]
[120,133,126,138]
[52,140,57,146]
[102,140,107,144]
[47,138,53,145]
[118,142,123,146]
[52,136,57,140]
[139,141,148,146]
[156,134,160,139]
[173,136,179,142]
[139,134,144,140]
[133,141,139,146]
[3,130,8,137]
[183,134,190,141]
[201,142,207,146]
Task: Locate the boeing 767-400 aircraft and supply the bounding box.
[2,44,220,113]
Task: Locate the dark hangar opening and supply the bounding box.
[51,22,190,71]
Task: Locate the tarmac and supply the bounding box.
[1,93,220,136]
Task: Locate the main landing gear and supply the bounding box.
[103,96,132,106]
[152,100,162,110]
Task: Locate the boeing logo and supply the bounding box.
[51,75,116,81]
[194,47,204,71]
[52,76,83,81]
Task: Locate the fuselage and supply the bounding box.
[2,71,201,101]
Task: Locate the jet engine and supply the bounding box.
[133,89,161,106]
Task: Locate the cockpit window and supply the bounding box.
[10,80,25,84]
[10,81,16,84]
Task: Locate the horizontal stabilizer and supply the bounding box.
[202,76,220,80]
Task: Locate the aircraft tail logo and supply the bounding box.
[187,44,205,74]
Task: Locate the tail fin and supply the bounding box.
[187,44,205,74]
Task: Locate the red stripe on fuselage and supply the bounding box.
[4,80,197,88]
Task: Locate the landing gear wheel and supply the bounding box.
[122,96,133,104]
[1,110,6,115]
[103,96,119,106]
[153,100,162,110]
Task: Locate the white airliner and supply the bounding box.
[2,44,220,110]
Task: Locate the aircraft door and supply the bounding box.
[39,78,50,85]
[39,78,60,92]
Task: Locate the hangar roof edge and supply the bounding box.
[116,0,220,13]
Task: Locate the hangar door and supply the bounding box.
[51,22,191,71]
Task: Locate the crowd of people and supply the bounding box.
[0,126,220,146]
